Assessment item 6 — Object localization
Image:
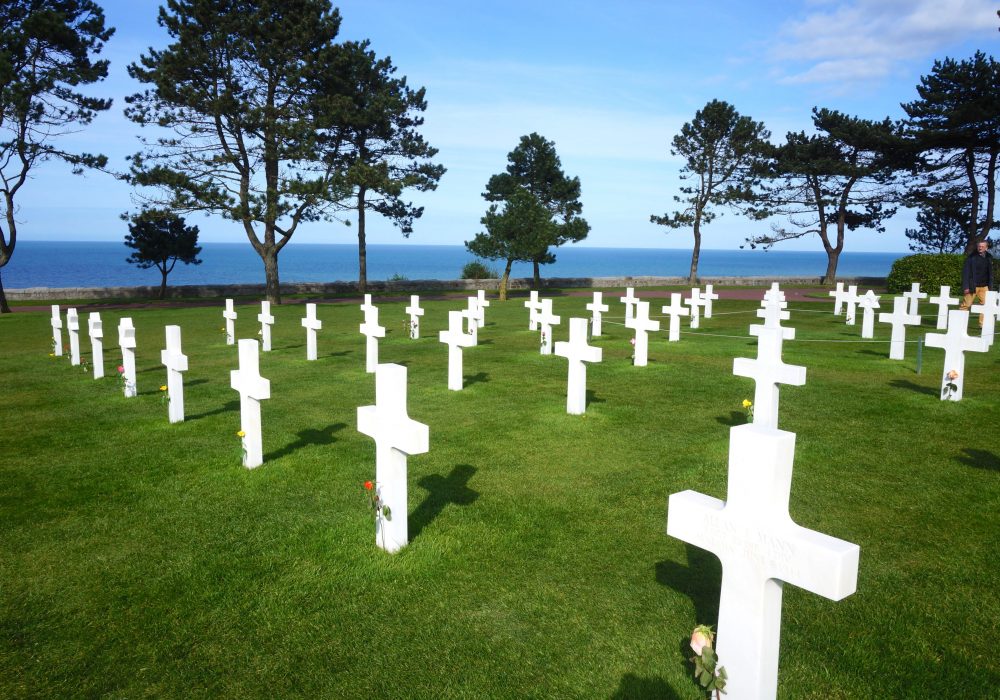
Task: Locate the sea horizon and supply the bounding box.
[3,240,908,290]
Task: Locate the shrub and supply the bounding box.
[887,252,1000,293]
[461,260,498,279]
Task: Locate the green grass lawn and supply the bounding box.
[1,293,998,698]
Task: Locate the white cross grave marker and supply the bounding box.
[902,282,927,316]
[257,301,275,352]
[620,287,638,324]
[929,286,959,330]
[733,323,805,430]
[476,289,490,328]
[88,312,104,379]
[524,290,543,331]
[626,300,661,367]
[971,290,1000,349]
[685,288,702,329]
[405,295,424,339]
[925,309,988,402]
[223,299,237,345]
[161,325,189,423]
[878,296,921,360]
[301,302,323,361]
[703,284,720,319]
[844,285,859,325]
[757,294,790,330]
[50,305,63,356]
[763,283,786,304]
[357,363,429,553]
[537,299,561,355]
[828,282,848,316]
[661,293,690,342]
[586,291,610,336]
[463,297,480,343]
[66,308,81,366]
[858,290,880,339]
[554,317,603,415]
[667,423,860,700]
[439,310,476,391]
[230,338,271,467]
[360,304,386,373]
[360,293,375,316]
[118,317,137,398]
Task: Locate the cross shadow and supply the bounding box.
[585,389,606,405]
[186,378,209,388]
[266,423,347,461]
[956,448,1000,472]
[324,350,352,358]
[464,371,489,386]
[187,399,240,421]
[609,673,682,700]
[857,349,887,358]
[409,464,478,541]
[715,410,745,427]
[655,544,721,627]
[889,379,937,397]
[476,338,494,346]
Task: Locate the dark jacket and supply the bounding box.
[962,251,993,291]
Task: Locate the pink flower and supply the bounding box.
[116,365,125,374]
[630,337,636,346]
[690,625,713,657]
[946,369,959,381]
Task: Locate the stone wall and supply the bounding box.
[7,275,888,301]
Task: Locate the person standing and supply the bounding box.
[960,239,994,326]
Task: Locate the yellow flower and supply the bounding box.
[742,399,752,409]
[237,430,246,438]
[48,353,55,357]
[159,385,167,392]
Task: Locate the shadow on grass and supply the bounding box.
[585,389,606,406]
[187,399,240,421]
[464,371,489,387]
[715,410,744,427]
[609,673,682,700]
[889,379,937,397]
[266,423,347,461]
[656,544,721,627]
[957,448,1000,472]
[410,464,478,541]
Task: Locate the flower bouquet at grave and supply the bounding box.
[942,370,959,400]
[689,624,728,698]
[116,365,133,395]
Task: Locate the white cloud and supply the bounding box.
[772,0,997,85]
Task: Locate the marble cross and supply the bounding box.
[161,325,189,423]
[763,283,786,304]
[971,290,1000,349]
[524,290,543,331]
[360,293,375,316]
[928,286,959,330]
[554,317,603,415]
[357,363,429,553]
[257,301,275,352]
[223,299,237,345]
[620,287,638,324]
[684,289,702,329]
[661,293,690,342]
[626,300,661,367]
[878,296,921,360]
[360,304,386,373]
[667,423,860,700]
[756,295,790,330]
[87,312,104,379]
[902,282,927,316]
[230,338,271,468]
[439,310,476,391]
[66,308,81,366]
[858,290,880,339]
[405,295,424,339]
[586,291,609,336]
[118,317,138,398]
[702,284,720,319]
[50,305,63,356]
[844,285,859,325]
[301,302,323,361]
[733,323,805,430]
[828,282,849,316]
[537,298,561,355]
[475,289,490,328]
[463,297,481,341]
[925,309,988,401]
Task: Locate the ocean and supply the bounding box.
[2,241,904,289]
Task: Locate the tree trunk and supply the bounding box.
[357,187,368,294]
[0,267,9,314]
[688,216,702,285]
[532,260,541,289]
[159,268,168,300]
[823,249,840,284]
[499,259,513,301]
[262,247,281,304]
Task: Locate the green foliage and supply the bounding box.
[460,260,498,280]
[904,195,968,253]
[886,253,964,292]
[123,208,202,299]
[0,0,114,311]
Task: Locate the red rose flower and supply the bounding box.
[364,480,373,490]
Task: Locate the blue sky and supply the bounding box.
[14,0,998,252]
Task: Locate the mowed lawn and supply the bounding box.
[1,291,998,698]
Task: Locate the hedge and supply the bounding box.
[886,253,1000,293]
